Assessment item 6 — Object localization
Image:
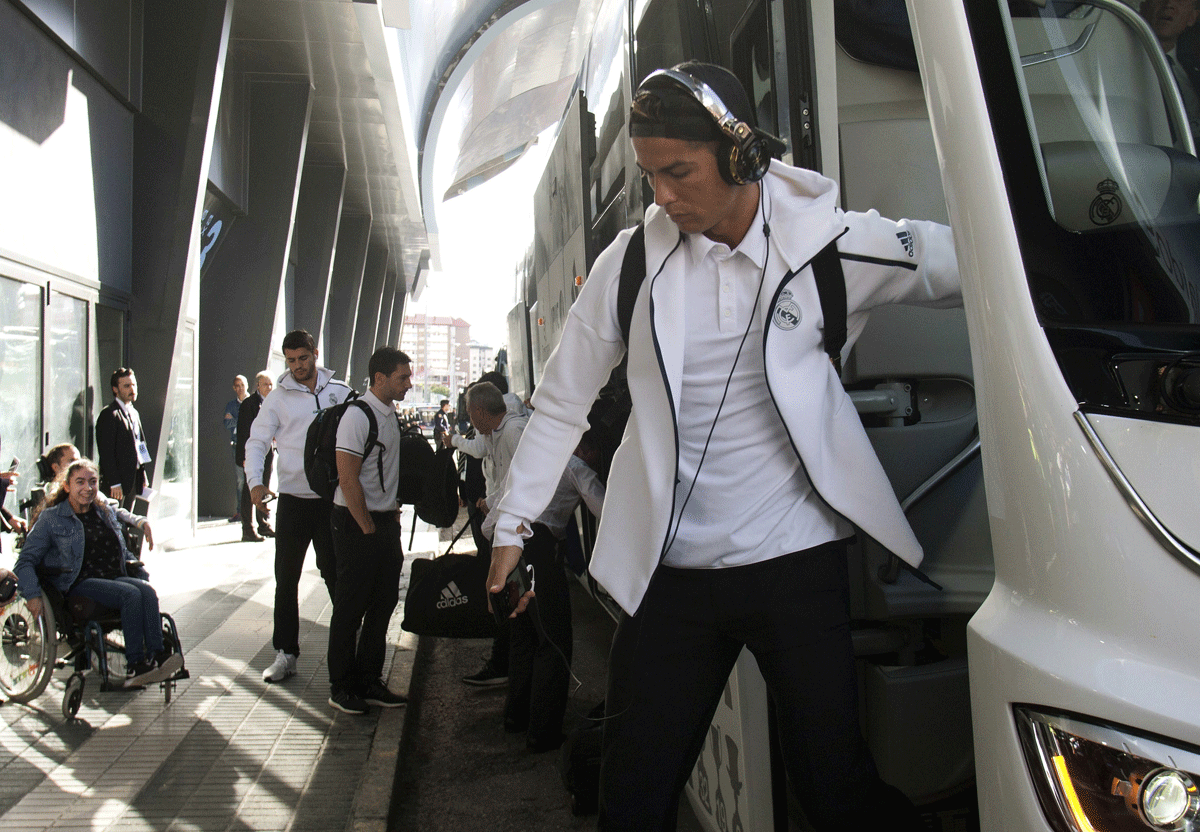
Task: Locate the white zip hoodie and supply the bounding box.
[493,160,961,615]
[244,367,353,499]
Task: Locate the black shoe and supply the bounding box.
[241,531,264,542]
[229,514,241,524]
[462,660,507,687]
[125,654,183,688]
[328,691,369,715]
[362,681,407,708]
[257,526,275,538]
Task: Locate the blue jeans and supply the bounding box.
[71,577,164,664]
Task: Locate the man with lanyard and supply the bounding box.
[95,368,152,511]
[486,63,959,829]
[326,346,410,714]
[245,330,351,683]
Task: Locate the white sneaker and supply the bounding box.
[262,650,297,683]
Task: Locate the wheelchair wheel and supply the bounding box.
[0,595,57,703]
[62,672,85,719]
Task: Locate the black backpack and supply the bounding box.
[303,393,384,501]
[617,223,848,373]
[395,429,460,528]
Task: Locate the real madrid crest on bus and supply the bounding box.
[1089,178,1121,226]
[772,288,801,330]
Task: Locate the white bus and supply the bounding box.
[507,1,1200,829]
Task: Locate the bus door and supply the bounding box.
[906,1,1200,830]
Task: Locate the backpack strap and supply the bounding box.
[617,224,647,346]
[618,222,848,377]
[810,238,848,375]
[349,399,385,494]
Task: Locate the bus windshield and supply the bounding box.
[987,0,1200,422]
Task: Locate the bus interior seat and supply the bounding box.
[1040,141,1200,230]
[1011,7,1173,148]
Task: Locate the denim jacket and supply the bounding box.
[14,498,147,600]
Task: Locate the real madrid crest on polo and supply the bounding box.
[772,288,801,330]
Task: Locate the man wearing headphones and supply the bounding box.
[488,62,959,830]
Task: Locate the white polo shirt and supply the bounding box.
[664,210,850,568]
[333,390,401,513]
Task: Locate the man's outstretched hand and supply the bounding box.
[488,544,534,617]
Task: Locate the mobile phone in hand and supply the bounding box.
[491,556,533,625]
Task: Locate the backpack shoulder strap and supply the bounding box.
[349,398,386,493]
[617,223,646,347]
[810,238,848,376]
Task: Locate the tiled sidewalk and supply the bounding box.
[0,509,438,832]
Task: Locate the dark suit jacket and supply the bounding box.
[236,392,263,467]
[95,400,147,496]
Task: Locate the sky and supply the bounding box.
[413,130,554,352]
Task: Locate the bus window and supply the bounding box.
[991,0,1200,423]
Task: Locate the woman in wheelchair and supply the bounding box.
[13,458,182,688]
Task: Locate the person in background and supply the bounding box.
[95,368,152,511]
[443,382,529,687]
[245,331,351,683]
[500,434,606,753]
[15,458,183,687]
[479,371,530,418]
[27,443,82,525]
[237,372,275,543]
[432,399,454,445]
[1142,0,1200,136]
[224,375,249,524]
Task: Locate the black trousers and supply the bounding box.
[328,506,403,695]
[504,524,572,746]
[272,494,336,656]
[474,532,510,673]
[598,540,923,832]
[240,450,274,534]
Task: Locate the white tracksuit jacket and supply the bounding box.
[244,367,353,499]
[493,160,962,615]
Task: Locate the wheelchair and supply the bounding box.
[0,574,188,719]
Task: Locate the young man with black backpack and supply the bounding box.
[326,346,411,714]
[245,330,352,683]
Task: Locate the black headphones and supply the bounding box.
[642,67,777,186]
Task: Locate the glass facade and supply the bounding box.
[47,292,89,454]
[158,325,195,531]
[0,276,42,508]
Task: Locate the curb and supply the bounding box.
[350,628,419,832]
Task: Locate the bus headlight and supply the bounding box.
[1015,707,1200,832]
[1141,769,1199,829]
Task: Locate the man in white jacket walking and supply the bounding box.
[245,330,352,683]
[487,63,959,830]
